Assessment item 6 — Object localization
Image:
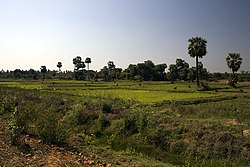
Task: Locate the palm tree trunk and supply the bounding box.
[42,73,45,82]
[87,63,89,80]
[196,56,199,86]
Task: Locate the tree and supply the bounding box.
[155,63,167,81]
[126,64,137,80]
[73,56,86,80]
[144,60,156,81]
[168,64,178,83]
[176,59,189,81]
[85,57,92,80]
[226,53,242,87]
[99,66,109,81]
[188,67,196,82]
[136,63,145,81]
[188,37,207,86]
[226,53,242,74]
[40,66,47,82]
[85,57,92,71]
[57,62,62,72]
[108,61,116,81]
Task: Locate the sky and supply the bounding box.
[0,0,250,72]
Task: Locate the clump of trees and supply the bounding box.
[120,60,167,81]
[0,37,248,83]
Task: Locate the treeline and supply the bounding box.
[1,59,250,82]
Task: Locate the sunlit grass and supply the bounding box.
[53,89,218,103]
[0,80,248,103]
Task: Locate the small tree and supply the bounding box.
[226,53,242,87]
[40,66,47,82]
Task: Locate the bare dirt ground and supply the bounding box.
[0,114,112,167]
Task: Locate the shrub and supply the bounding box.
[122,116,138,136]
[102,102,112,113]
[66,104,99,125]
[92,113,110,137]
[8,104,24,145]
[35,110,68,146]
[200,81,210,90]
[0,98,14,115]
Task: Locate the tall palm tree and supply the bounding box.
[188,37,207,86]
[226,53,242,74]
[85,57,91,80]
[85,57,92,71]
[57,62,62,72]
[40,66,47,82]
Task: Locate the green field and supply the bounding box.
[1,80,250,166]
[1,80,247,103]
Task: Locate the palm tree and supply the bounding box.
[226,53,242,74]
[85,57,92,71]
[57,62,62,72]
[40,66,47,82]
[188,37,207,86]
[85,57,92,80]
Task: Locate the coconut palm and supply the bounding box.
[57,62,62,72]
[188,37,207,86]
[226,53,242,74]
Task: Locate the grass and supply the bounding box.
[1,79,250,166]
[0,80,225,103]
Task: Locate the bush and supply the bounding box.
[35,110,68,146]
[8,104,24,145]
[102,102,112,113]
[0,98,14,115]
[66,104,99,125]
[200,81,210,91]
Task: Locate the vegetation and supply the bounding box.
[188,37,207,86]
[0,37,249,165]
[40,66,47,82]
[57,62,62,72]
[0,80,250,166]
[226,53,243,87]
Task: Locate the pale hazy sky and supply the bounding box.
[0,0,249,72]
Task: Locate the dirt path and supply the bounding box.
[0,114,111,167]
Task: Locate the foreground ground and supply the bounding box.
[1,80,250,166]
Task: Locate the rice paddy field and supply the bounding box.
[1,80,248,103]
[1,80,250,166]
